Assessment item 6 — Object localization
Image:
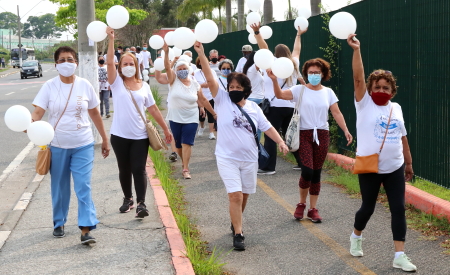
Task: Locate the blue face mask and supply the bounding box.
[143,47,147,50]
[176,69,189,79]
[308,74,322,86]
[221,69,231,76]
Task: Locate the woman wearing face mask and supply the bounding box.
[98,56,110,118]
[163,42,216,179]
[106,27,173,218]
[268,27,352,224]
[30,46,110,245]
[346,35,416,272]
[251,23,304,174]
[194,42,289,251]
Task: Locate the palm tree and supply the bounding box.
[212,0,226,34]
[287,0,293,20]
[311,0,321,16]
[237,0,244,31]
[226,0,232,33]
[263,0,273,25]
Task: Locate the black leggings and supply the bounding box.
[354,164,406,241]
[111,134,149,203]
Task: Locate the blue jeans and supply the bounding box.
[248,98,264,141]
[50,142,98,230]
[100,90,110,116]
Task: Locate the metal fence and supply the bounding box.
[201,0,450,188]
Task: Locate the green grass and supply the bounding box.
[411,177,450,202]
[150,85,164,110]
[0,68,8,73]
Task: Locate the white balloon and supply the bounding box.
[272,57,294,79]
[172,46,182,57]
[246,24,254,34]
[247,0,261,12]
[173,27,196,50]
[248,33,257,44]
[142,69,149,75]
[329,12,357,40]
[254,49,274,70]
[149,67,156,73]
[294,17,309,32]
[4,105,31,132]
[260,26,273,39]
[195,19,219,43]
[161,49,175,61]
[298,7,312,19]
[143,74,149,81]
[86,21,108,42]
[27,121,55,146]
[165,31,175,46]
[106,5,129,29]
[154,58,165,71]
[246,12,261,26]
[149,35,164,50]
[178,55,190,63]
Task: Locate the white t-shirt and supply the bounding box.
[141,51,151,68]
[235,57,247,73]
[98,66,109,91]
[214,88,272,162]
[218,76,228,93]
[355,91,407,174]
[247,64,264,100]
[103,54,118,64]
[110,75,156,139]
[190,63,197,73]
[166,77,201,124]
[32,76,100,149]
[210,62,221,77]
[264,57,300,108]
[194,69,218,101]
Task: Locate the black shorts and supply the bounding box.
[199,99,215,123]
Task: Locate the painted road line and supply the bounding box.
[13,192,33,210]
[32,174,45,182]
[0,231,11,250]
[5,92,14,95]
[257,179,376,275]
[0,142,35,185]
[0,81,45,86]
[20,88,27,90]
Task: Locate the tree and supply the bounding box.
[0,12,18,34]
[284,7,298,21]
[114,9,160,49]
[263,0,273,25]
[311,0,321,16]
[22,14,66,39]
[287,0,293,20]
[237,0,244,30]
[226,0,231,33]
[177,0,224,31]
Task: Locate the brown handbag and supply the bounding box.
[353,107,393,174]
[36,81,75,175]
[125,84,168,151]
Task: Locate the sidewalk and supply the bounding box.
[0,105,175,274]
[154,82,450,274]
[0,67,19,78]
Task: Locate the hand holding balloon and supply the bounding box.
[162,41,169,52]
[347,34,360,50]
[250,23,261,33]
[297,26,307,35]
[193,41,205,55]
[106,26,114,39]
[266,69,277,80]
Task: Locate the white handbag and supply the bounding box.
[285,85,305,152]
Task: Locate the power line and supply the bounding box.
[21,0,45,18]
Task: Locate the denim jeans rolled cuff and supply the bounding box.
[100,90,110,116]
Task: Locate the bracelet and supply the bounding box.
[254,31,260,35]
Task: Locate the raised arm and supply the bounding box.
[106,27,117,85]
[267,69,293,100]
[250,23,268,50]
[194,42,219,97]
[347,34,365,102]
[163,42,176,85]
[292,27,307,59]
[155,69,169,85]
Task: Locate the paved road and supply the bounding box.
[153,82,449,275]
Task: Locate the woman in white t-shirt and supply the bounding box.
[251,23,304,174]
[162,42,216,180]
[31,46,110,245]
[346,35,416,271]
[194,42,289,251]
[106,27,173,219]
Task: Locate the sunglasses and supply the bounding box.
[373,70,392,75]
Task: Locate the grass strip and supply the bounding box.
[411,177,450,202]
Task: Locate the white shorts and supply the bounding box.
[216,156,258,194]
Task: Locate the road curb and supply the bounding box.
[326,153,450,222]
[146,158,195,275]
[0,70,19,78]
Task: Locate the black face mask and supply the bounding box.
[99,60,105,65]
[229,90,245,103]
[211,57,218,63]
[244,53,250,59]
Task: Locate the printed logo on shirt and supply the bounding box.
[373,113,402,144]
[232,111,252,133]
[75,96,83,129]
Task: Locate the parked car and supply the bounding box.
[20,61,42,79]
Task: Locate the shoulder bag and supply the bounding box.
[260,80,287,115]
[235,104,270,168]
[285,85,305,152]
[353,107,393,174]
[125,84,168,151]
[36,81,75,175]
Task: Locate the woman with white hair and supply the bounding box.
[182,50,197,73]
[164,43,216,179]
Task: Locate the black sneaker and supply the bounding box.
[257,169,276,175]
[136,202,149,218]
[53,226,65,238]
[119,197,134,213]
[81,232,96,245]
[233,234,245,250]
[293,165,302,171]
[169,152,178,162]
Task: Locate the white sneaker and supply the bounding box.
[349,236,364,257]
[209,132,216,140]
[197,127,205,136]
[393,254,417,272]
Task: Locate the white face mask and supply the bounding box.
[56,62,77,77]
[122,66,136,78]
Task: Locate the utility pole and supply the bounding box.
[77,0,100,142]
[17,5,22,67]
[9,29,11,50]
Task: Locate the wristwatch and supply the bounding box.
[254,31,260,35]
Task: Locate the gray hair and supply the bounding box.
[209,49,218,55]
[218,59,234,71]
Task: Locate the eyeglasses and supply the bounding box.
[373,70,392,75]
[308,71,321,75]
[56,58,76,64]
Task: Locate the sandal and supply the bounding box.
[182,169,191,179]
